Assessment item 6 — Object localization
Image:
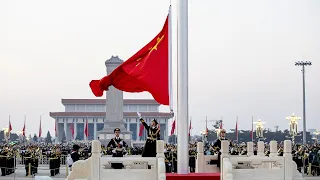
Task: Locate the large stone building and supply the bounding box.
[50,98,173,142]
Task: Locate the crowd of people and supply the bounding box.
[1,120,320,177]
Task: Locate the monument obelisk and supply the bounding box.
[97,55,132,145]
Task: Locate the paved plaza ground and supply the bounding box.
[0,164,67,180]
[0,165,319,180]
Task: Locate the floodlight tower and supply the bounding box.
[295,61,312,144]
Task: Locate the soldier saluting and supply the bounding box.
[106,128,128,169]
[138,112,160,158]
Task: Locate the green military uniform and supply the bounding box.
[0,150,7,176]
[189,148,197,172]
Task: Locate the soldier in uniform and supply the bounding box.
[0,149,7,176]
[164,148,172,173]
[106,128,128,169]
[49,148,57,176]
[139,118,160,157]
[24,150,32,176]
[189,145,197,173]
[213,129,232,170]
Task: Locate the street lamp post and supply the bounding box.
[2,127,9,142]
[286,113,300,145]
[295,61,312,144]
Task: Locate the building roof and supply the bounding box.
[50,112,173,118]
[61,99,159,105]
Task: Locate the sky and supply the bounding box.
[0,0,319,138]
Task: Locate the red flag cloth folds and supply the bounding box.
[85,119,89,137]
[139,123,144,137]
[89,15,169,105]
[70,123,74,138]
[9,120,12,132]
[170,119,176,135]
[22,121,26,136]
[39,120,42,137]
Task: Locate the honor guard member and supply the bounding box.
[70,145,80,171]
[213,129,232,170]
[140,118,160,157]
[106,128,128,169]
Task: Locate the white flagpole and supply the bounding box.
[177,0,189,174]
[168,5,173,113]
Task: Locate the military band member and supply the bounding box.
[106,128,128,169]
[140,118,160,157]
[49,149,57,177]
[0,149,7,176]
[24,150,32,176]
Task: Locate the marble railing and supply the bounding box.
[66,140,166,180]
[196,140,303,180]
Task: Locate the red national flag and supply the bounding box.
[206,127,209,136]
[9,120,12,132]
[188,120,192,136]
[90,15,169,105]
[22,120,26,136]
[170,119,176,135]
[84,119,89,137]
[139,123,144,137]
[38,119,42,137]
[70,123,74,138]
[54,121,57,136]
[220,120,223,129]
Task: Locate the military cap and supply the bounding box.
[73,144,80,150]
[114,128,121,133]
[152,119,158,125]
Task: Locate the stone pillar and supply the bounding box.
[247,142,254,156]
[94,119,97,140]
[90,140,101,180]
[195,142,204,173]
[283,140,293,180]
[269,140,277,157]
[257,141,264,156]
[97,56,132,145]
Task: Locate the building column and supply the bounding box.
[74,121,77,140]
[126,121,129,131]
[136,119,139,141]
[165,119,169,143]
[64,119,67,141]
[83,122,86,141]
[94,119,97,140]
[55,118,59,144]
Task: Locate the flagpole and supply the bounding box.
[168,5,173,112]
[251,116,254,142]
[236,116,239,142]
